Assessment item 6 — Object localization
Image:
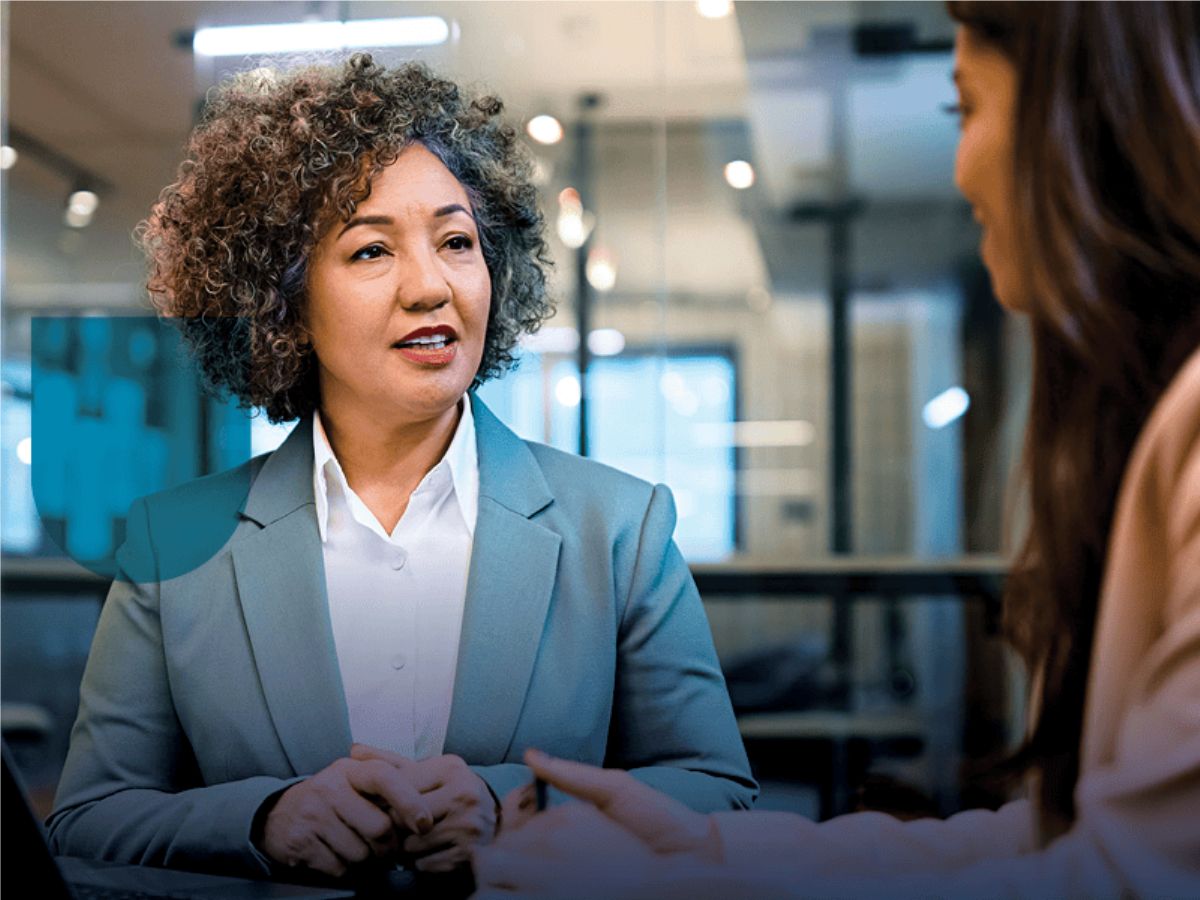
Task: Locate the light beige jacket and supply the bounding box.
[678,344,1200,898]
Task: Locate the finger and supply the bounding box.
[413,843,471,873]
[346,761,433,833]
[417,782,468,824]
[333,793,401,857]
[303,838,347,879]
[315,815,373,868]
[499,783,537,832]
[354,753,444,793]
[415,754,475,795]
[472,846,549,893]
[404,829,450,856]
[350,743,411,768]
[523,749,626,808]
[403,796,488,855]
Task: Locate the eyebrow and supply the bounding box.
[337,215,392,238]
[433,203,472,219]
[336,204,474,238]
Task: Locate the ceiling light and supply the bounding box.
[526,115,564,146]
[0,146,17,170]
[556,187,594,249]
[64,208,93,228]
[68,190,100,216]
[585,247,617,292]
[723,160,755,190]
[558,187,583,213]
[696,0,734,19]
[922,387,970,429]
[587,329,625,357]
[16,438,32,466]
[555,375,582,408]
[192,17,450,56]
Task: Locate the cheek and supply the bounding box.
[466,271,493,331]
[953,132,979,200]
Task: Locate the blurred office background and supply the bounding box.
[2,1,1027,821]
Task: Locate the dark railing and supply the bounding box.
[3,554,1009,819]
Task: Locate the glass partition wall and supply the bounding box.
[2,0,1026,819]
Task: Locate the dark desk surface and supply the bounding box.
[54,857,474,900]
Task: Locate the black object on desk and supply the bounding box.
[2,741,353,899]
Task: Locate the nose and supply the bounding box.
[396,247,452,312]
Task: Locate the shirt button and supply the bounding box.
[390,654,407,670]
[390,549,407,570]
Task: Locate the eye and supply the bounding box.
[941,102,972,125]
[350,243,388,261]
[443,234,475,252]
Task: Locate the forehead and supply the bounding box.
[953,26,1013,88]
[360,143,472,211]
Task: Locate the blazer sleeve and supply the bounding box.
[604,483,758,811]
[45,497,304,877]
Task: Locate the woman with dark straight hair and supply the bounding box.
[471,2,1200,896]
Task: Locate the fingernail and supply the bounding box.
[526,748,547,763]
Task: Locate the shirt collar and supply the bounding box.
[311,396,478,542]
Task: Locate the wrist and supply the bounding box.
[251,791,284,852]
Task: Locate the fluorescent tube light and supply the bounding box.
[922,386,971,429]
[193,17,451,56]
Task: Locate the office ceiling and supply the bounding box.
[2,1,963,306]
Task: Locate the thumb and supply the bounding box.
[351,743,408,767]
[524,749,625,808]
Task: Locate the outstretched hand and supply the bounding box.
[472,749,723,898]
[499,749,720,858]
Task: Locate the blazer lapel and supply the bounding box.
[231,417,353,776]
[443,396,561,764]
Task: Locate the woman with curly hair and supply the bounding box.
[46,55,755,885]
[475,2,1200,897]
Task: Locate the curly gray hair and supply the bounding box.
[139,53,553,423]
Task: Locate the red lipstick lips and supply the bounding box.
[393,324,459,366]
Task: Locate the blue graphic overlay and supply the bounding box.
[31,317,261,581]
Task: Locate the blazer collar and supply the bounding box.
[231,396,559,773]
[240,393,554,528]
[239,413,316,528]
[470,393,554,520]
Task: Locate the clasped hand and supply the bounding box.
[256,743,499,877]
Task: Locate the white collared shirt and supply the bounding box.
[313,398,478,759]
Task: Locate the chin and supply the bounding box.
[394,383,471,422]
[985,268,1024,313]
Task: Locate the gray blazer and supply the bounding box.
[47,395,756,876]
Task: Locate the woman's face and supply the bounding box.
[952,26,1025,311]
[305,143,492,428]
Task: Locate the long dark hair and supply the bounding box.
[946,1,1200,840]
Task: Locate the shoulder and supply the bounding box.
[1115,344,1200,620]
[522,440,661,516]
[1139,345,1200,474]
[1123,345,1200,532]
[138,454,265,525]
[120,455,269,582]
